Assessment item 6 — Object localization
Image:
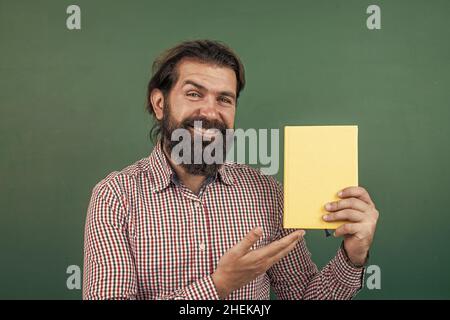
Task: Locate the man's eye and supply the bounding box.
[219,97,232,104]
[187,92,200,98]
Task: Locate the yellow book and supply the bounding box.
[283,125,358,229]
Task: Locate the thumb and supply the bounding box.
[233,227,263,255]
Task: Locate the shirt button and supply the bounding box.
[199,243,206,251]
[194,202,201,208]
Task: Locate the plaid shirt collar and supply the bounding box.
[148,140,235,193]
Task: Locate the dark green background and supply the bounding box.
[1,0,449,299]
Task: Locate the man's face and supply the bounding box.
[157,59,238,176]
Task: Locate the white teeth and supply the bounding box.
[190,126,219,138]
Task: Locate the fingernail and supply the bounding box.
[333,232,337,237]
[338,191,343,197]
[323,215,329,221]
[325,203,332,210]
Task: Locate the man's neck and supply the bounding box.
[161,142,207,195]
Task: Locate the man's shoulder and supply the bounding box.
[91,156,151,195]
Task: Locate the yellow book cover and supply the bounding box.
[283,125,358,229]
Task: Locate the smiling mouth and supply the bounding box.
[187,125,221,139]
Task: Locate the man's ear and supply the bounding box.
[150,89,165,121]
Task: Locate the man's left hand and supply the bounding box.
[323,186,379,267]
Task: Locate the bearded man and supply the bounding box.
[83,40,379,300]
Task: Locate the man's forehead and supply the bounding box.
[176,59,237,92]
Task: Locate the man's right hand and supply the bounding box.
[211,227,305,299]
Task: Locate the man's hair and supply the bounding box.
[146,39,246,141]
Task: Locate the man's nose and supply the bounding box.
[198,97,220,121]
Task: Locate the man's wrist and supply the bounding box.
[342,242,369,268]
[211,272,229,299]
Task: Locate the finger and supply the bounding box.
[233,227,263,255]
[338,186,374,206]
[323,209,364,223]
[325,197,369,213]
[253,230,304,259]
[334,223,359,237]
[266,236,301,267]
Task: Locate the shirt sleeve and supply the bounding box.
[83,181,220,300]
[266,182,365,300]
[155,275,220,300]
[83,182,138,299]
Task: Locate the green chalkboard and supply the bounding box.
[1,0,450,299]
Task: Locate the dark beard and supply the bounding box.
[160,100,229,177]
